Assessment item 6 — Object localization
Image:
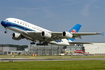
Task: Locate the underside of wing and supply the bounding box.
[21,31,45,41]
[52,31,73,39]
[21,31,62,42]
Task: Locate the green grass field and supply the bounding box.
[0,60,105,70]
[0,55,105,59]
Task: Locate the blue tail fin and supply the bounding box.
[68,24,82,41]
[69,24,82,33]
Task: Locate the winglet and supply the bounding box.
[102,32,105,36]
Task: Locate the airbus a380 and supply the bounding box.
[1,18,103,46]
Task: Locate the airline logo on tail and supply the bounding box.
[71,29,76,33]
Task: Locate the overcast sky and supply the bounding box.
[0,0,105,45]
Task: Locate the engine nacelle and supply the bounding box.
[62,31,73,38]
[12,33,22,40]
[41,31,52,38]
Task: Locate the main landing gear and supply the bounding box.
[30,42,35,44]
[30,41,48,46]
[36,42,48,46]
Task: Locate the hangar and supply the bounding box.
[28,44,83,55]
[84,43,105,55]
[28,43,105,56]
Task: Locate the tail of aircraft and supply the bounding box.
[69,24,82,33]
[68,24,82,42]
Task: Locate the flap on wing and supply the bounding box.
[21,31,43,41]
[69,42,92,44]
[23,31,41,34]
[72,32,102,38]
[73,32,101,36]
[52,32,62,35]
[22,31,42,37]
[21,31,62,41]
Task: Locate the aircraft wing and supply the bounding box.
[21,31,102,42]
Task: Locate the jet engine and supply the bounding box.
[62,31,73,38]
[41,31,52,38]
[12,33,23,40]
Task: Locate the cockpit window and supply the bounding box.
[5,19,8,21]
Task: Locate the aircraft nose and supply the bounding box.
[1,20,7,27]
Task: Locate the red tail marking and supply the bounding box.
[71,29,76,33]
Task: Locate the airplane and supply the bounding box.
[1,18,103,46]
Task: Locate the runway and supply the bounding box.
[1,58,105,61]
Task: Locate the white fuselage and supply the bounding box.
[6,18,51,33]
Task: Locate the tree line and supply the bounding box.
[0,44,28,50]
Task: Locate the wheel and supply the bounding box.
[42,42,48,45]
[30,42,35,44]
[4,31,7,33]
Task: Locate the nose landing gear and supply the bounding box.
[4,31,7,33]
[4,28,7,33]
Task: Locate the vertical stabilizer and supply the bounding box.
[69,24,82,32]
[68,24,82,42]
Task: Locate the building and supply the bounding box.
[3,47,17,54]
[84,43,105,55]
[28,43,105,55]
[28,44,65,55]
[0,45,22,55]
[28,44,83,55]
